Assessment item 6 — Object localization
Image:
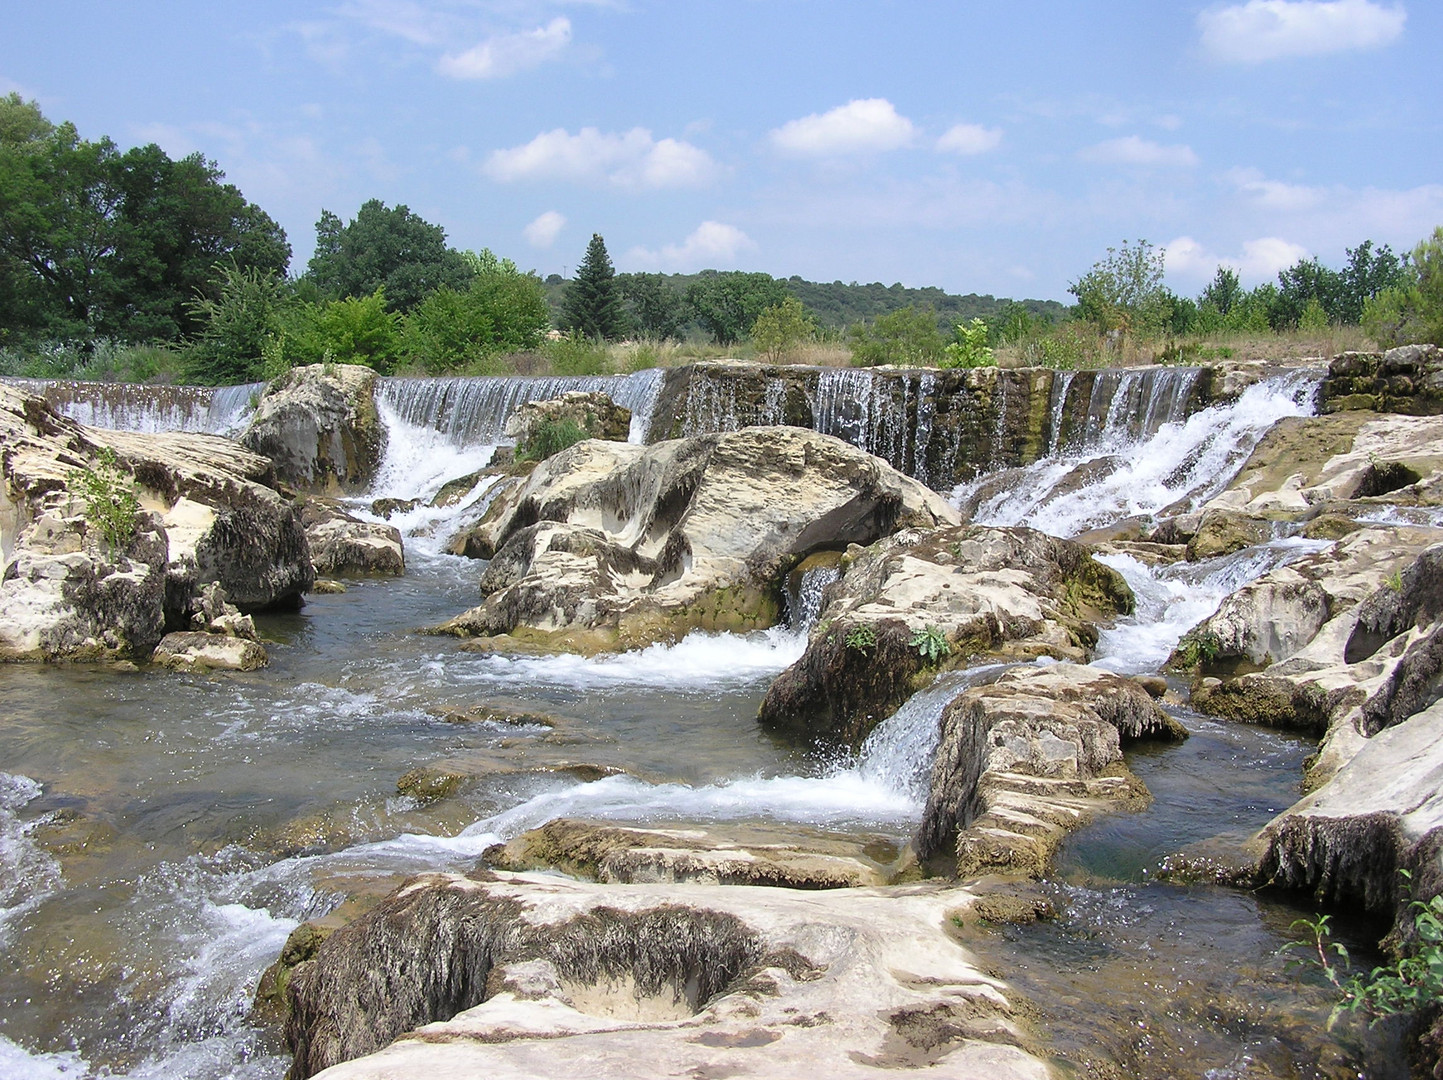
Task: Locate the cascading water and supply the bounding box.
[3,378,265,436]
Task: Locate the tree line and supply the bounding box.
[2,93,1440,384]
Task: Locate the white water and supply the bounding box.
[0,773,61,949]
[955,372,1319,537]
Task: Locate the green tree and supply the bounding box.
[306,199,471,313]
[1364,226,1443,347]
[1199,266,1243,317]
[618,271,687,340]
[1069,239,1170,336]
[750,296,815,361]
[401,249,549,372]
[848,305,947,367]
[941,318,994,368]
[1273,256,1343,329]
[1338,240,1404,325]
[685,271,790,346]
[184,263,287,383]
[560,233,627,341]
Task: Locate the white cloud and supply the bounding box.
[626,222,756,272]
[769,98,916,157]
[936,123,1003,156]
[1198,0,1405,63]
[484,126,718,189]
[523,210,566,248]
[336,0,447,46]
[1080,136,1199,168]
[438,17,571,79]
[1164,235,1312,284]
[1226,167,1326,211]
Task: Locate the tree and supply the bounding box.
[401,249,550,372]
[1069,239,1170,336]
[750,296,815,362]
[561,233,627,340]
[847,305,946,367]
[685,271,789,346]
[305,199,471,312]
[1200,266,1243,317]
[184,263,287,384]
[1338,240,1404,326]
[618,271,687,340]
[1364,226,1443,347]
[1274,256,1343,329]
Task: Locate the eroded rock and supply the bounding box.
[504,391,631,448]
[151,631,268,672]
[758,525,1135,746]
[241,364,386,493]
[433,427,959,654]
[301,499,405,577]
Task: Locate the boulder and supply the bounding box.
[282,872,1049,1080]
[504,391,631,450]
[1184,509,1271,560]
[1320,345,1443,415]
[484,819,892,889]
[757,525,1135,746]
[151,631,268,672]
[301,500,405,577]
[0,385,312,662]
[915,664,1184,876]
[432,427,959,653]
[241,364,386,493]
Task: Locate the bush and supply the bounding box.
[848,305,947,367]
[1364,226,1443,347]
[516,417,589,461]
[751,296,816,362]
[543,333,610,376]
[67,448,140,555]
[941,318,995,368]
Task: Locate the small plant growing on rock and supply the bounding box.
[517,417,590,462]
[844,625,877,654]
[1284,871,1443,1030]
[1385,569,1405,593]
[68,449,141,556]
[1173,629,1222,669]
[910,625,951,664]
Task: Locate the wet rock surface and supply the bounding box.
[301,498,405,577]
[433,427,958,653]
[758,525,1135,745]
[284,872,1048,1080]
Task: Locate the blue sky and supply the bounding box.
[4,1,1440,301]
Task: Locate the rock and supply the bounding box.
[916,663,1184,876]
[255,921,338,1021]
[0,385,311,662]
[1321,345,1443,415]
[504,392,632,450]
[282,872,1049,1080]
[369,498,417,518]
[430,470,489,508]
[757,525,1135,746]
[241,364,386,493]
[396,767,465,806]
[301,499,405,577]
[484,819,890,889]
[151,631,268,671]
[432,427,959,654]
[312,579,348,594]
[1184,509,1271,561]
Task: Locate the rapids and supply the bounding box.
[0,366,1402,1077]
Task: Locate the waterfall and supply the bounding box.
[5,378,264,435]
[375,370,666,445]
[785,563,842,632]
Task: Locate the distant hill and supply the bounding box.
[541,271,1066,335]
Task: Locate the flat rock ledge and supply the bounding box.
[483,819,900,889]
[917,664,1184,877]
[433,427,959,654]
[758,525,1135,746]
[284,871,1050,1080]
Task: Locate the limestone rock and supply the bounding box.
[301,499,404,577]
[916,663,1183,876]
[283,872,1049,1080]
[433,427,959,653]
[504,391,631,448]
[152,631,268,671]
[0,385,311,661]
[241,364,386,493]
[758,525,1135,746]
[1321,345,1443,415]
[1184,509,1271,561]
[484,819,890,889]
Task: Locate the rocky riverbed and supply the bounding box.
[2,349,1441,1079]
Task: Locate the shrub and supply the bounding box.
[67,448,141,555]
[751,296,816,363]
[517,417,590,461]
[941,318,995,368]
[848,306,947,367]
[543,333,610,376]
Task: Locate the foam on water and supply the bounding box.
[955,372,1319,537]
[452,625,808,691]
[0,1037,89,1080]
[1091,537,1333,674]
[0,773,62,949]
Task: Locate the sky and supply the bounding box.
[3,0,1440,302]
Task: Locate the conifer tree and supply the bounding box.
[561,233,627,341]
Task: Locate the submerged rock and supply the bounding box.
[0,385,311,662]
[916,663,1184,876]
[433,427,958,653]
[282,871,1048,1080]
[758,525,1135,746]
[241,363,386,493]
